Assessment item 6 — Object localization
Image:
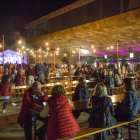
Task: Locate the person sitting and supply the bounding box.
[25,65,35,85]
[37,69,45,84]
[72,77,90,119]
[88,82,123,140]
[105,70,114,95]
[114,69,122,87]
[0,75,12,113]
[17,81,48,140]
[115,78,139,122]
[46,85,80,140]
[90,70,99,80]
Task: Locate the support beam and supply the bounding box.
[117,40,119,71]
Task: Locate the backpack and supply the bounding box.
[88,104,107,127]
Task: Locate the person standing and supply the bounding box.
[25,65,35,85]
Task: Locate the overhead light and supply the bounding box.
[47,48,49,51]
[46,43,49,45]
[94,50,96,52]
[19,50,20,52]
[47,52,48,55]
[26,48,29,50]
[24,51,26,54]
[111,46,113,49]
[18,41,21,44]
[45,55,46,57]
[22,46,25,49]
[64,54,66,56]
[51,54,52,56]
[57,48,59,51]
[39,55,41,57]
[107,47,109,50]
[39,49,41,51]
[34,55,36,57]
[0,45,1,47]
[92,45,94,48]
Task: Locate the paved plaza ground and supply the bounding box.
[0,91,139,140]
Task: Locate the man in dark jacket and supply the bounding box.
[72,77,90,119]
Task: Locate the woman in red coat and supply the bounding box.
[47,85,80,140]
[0,75,12,113]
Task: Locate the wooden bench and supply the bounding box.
[61,118,140,140]
[0,97,22,103]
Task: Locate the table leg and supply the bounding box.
[34,120,36,140]
[128,123,131,140]
[137,121,139,140]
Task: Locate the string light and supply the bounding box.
[46,43,49,45]
[39,49,41,52]
[57,48,59,51]
[92,45,94,48]
[51,54,52,56]
[107,47,109,50]
[111,46,113,49]
[0,45,1,47]
[47,48,49,51]
[64,54,66,56]
[18,41,21,44]
[24,51,26,54]
[93,50,96,52]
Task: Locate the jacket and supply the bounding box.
[72,84,89,101]
[114,74,122,85]
[47,95,80,140]
[25,69,35,77]
[38,73,45,83]
[120,90,139,117]
[0,83,12,97]
[14,74,24,85]
[17,87,48,128]
[91,96,116,127]
[105,75,114,87]
[38,65,47,75]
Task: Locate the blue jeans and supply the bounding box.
[0,97,12,109]
[15,84,25,92]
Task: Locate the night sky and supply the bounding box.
[0,0,77,48]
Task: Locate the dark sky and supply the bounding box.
[0,0,77,48]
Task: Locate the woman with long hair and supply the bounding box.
[0,75,12,113]
[89,82,122,140]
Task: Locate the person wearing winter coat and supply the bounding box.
[105,70,114,95]
[72,77,90,119]
[46,85,80,140]
[114,69,122,87]
[115,78,139,122]
[89,82,123,140]
[17,81,48,140]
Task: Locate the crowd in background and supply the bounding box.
[0,61,139,140]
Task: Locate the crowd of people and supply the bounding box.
[0,61,139,140]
